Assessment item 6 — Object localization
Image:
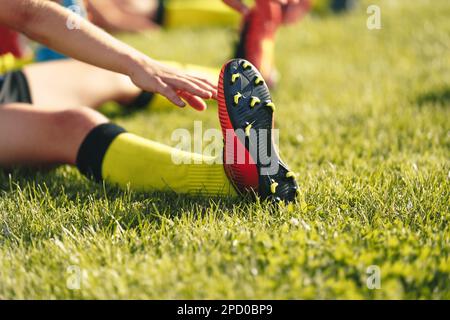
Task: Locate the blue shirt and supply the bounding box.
[35,0,87,62]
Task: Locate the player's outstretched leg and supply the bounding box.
[0,103,237,197]
[76,123,237,196]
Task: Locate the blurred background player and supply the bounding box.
[87,0,240,31]
[88,0,311,86]
[225,0,311,86]
[49,0,311,86]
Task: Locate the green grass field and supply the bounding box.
[1,0,449,299]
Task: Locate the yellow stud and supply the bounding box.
[245,124,252,137]
[234,92,242,105]
[254,76,264,85]
[242,61,251,70]
[270,181,279,194]
[266,102,276,112]
[231,73,240,84]
[286,172,296,179]
[250,96,261,108]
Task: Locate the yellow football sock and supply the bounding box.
[162,0,240,28]
[76,124,237,196]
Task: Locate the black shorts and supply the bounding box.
[0,69,152,109]
[0,70,32,104]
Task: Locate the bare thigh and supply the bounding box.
[23,59,140,109]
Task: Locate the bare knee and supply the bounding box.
[49,107,108,164]
[51,107,108,135]
[0,104,109,166]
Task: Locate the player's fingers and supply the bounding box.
[177,91,208,111]
[165,76,213,99]
[191,76,218,91]
[187,76,218,99]
[184,76,216,93]
[154,77,186,107]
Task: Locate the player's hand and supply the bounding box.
[128,56,217,111]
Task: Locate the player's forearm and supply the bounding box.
[10,0,145,76]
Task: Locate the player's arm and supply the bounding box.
[0,0,215,109]
[85,0,160,33]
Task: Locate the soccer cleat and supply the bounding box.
[218,58,299,202]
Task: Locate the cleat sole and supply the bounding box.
[218,59,299,202]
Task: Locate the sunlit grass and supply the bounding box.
[0,0,449,299]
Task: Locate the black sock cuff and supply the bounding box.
[154,0,166,25]
[1,70,33,104]
[125,91,154,110]
[76,123,126,182]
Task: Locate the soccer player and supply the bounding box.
[0,0,298,201]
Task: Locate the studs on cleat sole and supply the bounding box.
[244,123,253,137]
[270,180,279,194]
[231,73,240,84]
[265,101,276,112]
[250,96,261,108]
[286,172,296,179]
[254,76,264,86]
[241,61,251,70]
[234,92,242,106]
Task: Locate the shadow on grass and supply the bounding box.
[416,87,450,107]
[0,167,254,225]
[98,101,148,120]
